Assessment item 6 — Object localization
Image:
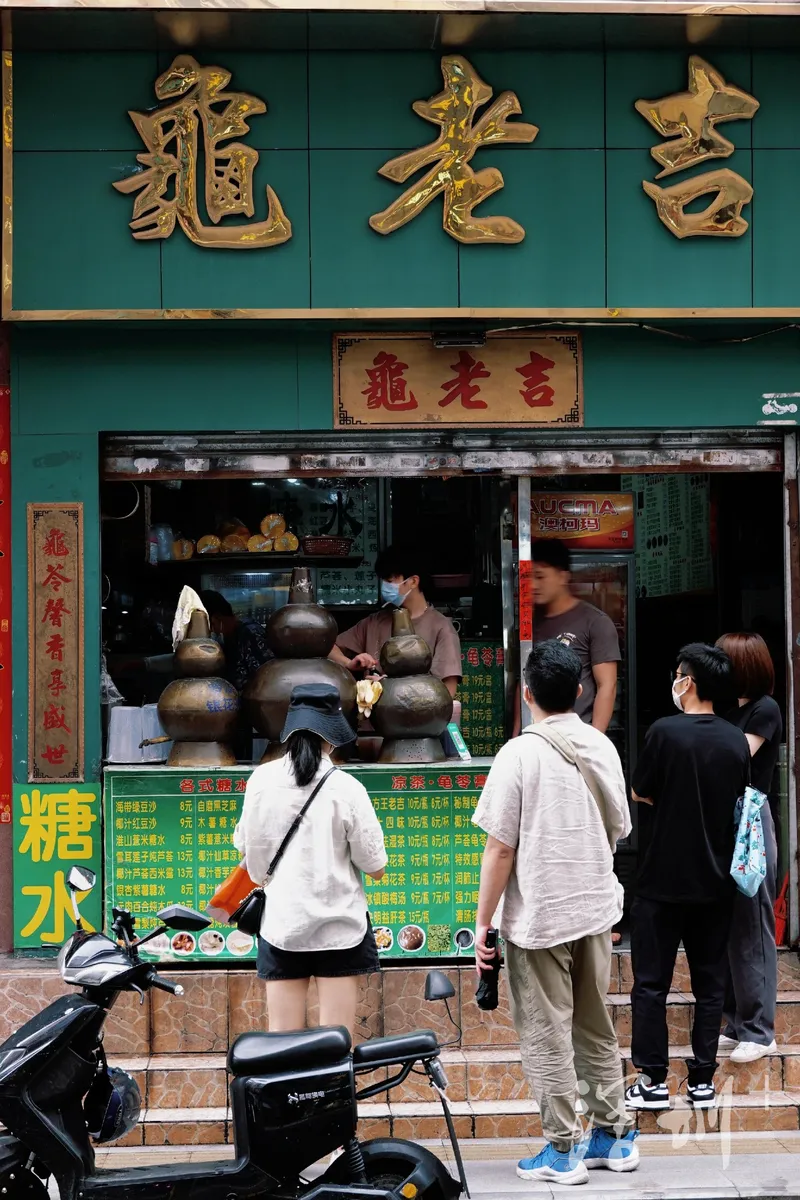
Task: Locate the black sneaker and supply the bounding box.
[687,1082,716,1109]
[625,1078,670,1110]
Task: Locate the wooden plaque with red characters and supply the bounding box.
[27,505,84,782]
[334,332,582,429]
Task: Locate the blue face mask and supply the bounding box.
[380,580,404,607]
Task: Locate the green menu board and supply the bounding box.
[458,640,506,757]
[104,763,489,963]
[349,765,488,960]
[105,768,253,964]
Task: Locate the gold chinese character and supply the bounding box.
[370,55,538,244]
[18,788,97,863]
[643,169,753,239]
[636,56,759,178]
[20,868,96,945]
[114,55,291,250]
[636,56,758,239]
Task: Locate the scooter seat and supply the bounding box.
[352,1029,439,1067]
[228,1026,351,1077]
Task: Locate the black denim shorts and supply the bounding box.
[257,919,380,981]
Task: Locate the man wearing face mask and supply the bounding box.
[328,546,462,698]
[626,644,749,1115]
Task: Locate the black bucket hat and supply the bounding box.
[280,683,355,747]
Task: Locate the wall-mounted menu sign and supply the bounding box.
[105,765,489,962]
[28,505,84,782]
[621,474,712,598]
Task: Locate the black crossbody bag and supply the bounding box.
[230,766,337,937]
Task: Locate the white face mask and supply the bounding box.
[672,677,690,712]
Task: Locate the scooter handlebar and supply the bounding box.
[148,973,184,997]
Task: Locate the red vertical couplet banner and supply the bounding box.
[0,385,11,825]
[27,505,84,782]
[519,558,533,643]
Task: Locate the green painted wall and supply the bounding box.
[12,49,800,312]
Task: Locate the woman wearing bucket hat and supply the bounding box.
[234,683,387,1036]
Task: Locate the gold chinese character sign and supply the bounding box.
[636,56,758,238]
[114,55,291,250]
[27,504,84,782]
[334,333,582,429]
[370,56,538,244]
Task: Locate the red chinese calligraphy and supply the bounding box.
[456,774,471,789]
[41,563,72,593]
[42,529,69,558]
[475,774,488,788]
[437,775,453,789]
[216,778,232,793]
[481,646,493,667]
[45,634,65,662]
[235,778,247,793]
[362,352,418,411]
[467,647,479,667]
[46,669,67,698]
[198,778,214,793]
[439,351,490,410]
[496,648,505,666]
[179,779,195,794]
[43,704,71,734]
[515,350,556,408]
[42,598,70,628]
[391,776,408,790]
[41,744,67,765]
[410,775,425,790]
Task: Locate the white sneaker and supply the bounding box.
[718,1035,738,1052]
[730,1039,777,1064]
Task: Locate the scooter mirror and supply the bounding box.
[67,866,96,894]
[157,904,212,933]
[425,970,456,1002]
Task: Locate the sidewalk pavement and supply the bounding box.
[98,1132,800,1198]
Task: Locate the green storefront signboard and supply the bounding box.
[104,765,488,962]
[14,783,103,947]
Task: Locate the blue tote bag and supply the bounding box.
[730,786,767,898]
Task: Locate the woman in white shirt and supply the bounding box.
[234,682,387,1036]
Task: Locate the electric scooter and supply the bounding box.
[0,867,468,1200]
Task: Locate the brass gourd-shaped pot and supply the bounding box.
[158,610,239,767]
[371,608,453,764]
[244,568,356,760]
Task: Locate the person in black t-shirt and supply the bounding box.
[716,632,783,1064]
[625,644,750,1114]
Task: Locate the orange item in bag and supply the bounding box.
[206,861,257,925]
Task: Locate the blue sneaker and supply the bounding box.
[517,1144,589,1186]
[580,1128,640,1173]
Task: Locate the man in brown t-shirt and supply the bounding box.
[329,547,462,697]
[514,539,620,733]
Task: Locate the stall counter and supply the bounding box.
[103,761,493,964]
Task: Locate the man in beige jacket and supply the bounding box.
[473,639,637,1186]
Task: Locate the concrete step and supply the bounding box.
[106,1089,800,1146]
[112,1041,800,1114]
[614,947,800,997]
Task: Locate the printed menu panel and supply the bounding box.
[350,766,487,960]
[621,473,712,599]
[104,765,489,961]
[458,641,506,757]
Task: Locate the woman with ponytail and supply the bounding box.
[234,683,387,1036]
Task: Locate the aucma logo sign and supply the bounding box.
[530,494,635,550]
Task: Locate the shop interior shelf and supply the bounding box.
[152,553,364,570]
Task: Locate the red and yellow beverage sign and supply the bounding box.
[531,493,634,550]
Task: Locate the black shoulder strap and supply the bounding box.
[267,766,337,878]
